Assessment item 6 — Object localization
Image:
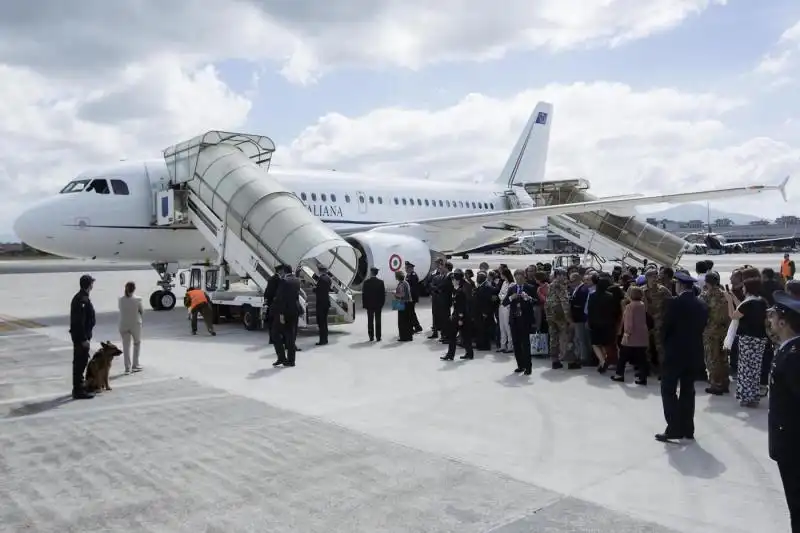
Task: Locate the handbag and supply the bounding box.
[391,299,406,311]
[530,332,549,355]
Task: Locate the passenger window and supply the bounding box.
[377,197,383,204]
[438,200,443,207]
[311,193,317,201]
[446,200,451,207]
[416,199,422,205]
[402,198,407,205]
[459,201,464,208]
[424,199,429,206]
[490,203,494,210]
[301,192,307,200]
[331,194,337,202]
[368,196,374,204]
[87,179,110,194]
[60,179,90,193]
[345,194,351,203]
[321,193,327,201]
[394,198,399,205]
[110,179,129,195]
[471,202,476,209]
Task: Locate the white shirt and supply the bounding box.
[118,295,144,329]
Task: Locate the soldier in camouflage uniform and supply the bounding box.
[699,272,731,394]
[546,268,577,369]
[642,269,673,373]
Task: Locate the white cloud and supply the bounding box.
[754,18,800,80]
[280,81,800,216]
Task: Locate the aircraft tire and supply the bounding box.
[150,290,163,311]
[242,306,259,331]
[159,291,177,311]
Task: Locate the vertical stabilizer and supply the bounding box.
[494,101,553,188]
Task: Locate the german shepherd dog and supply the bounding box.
[85,341,122,392]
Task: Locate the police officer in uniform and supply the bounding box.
[767,290,800,532]
[656,271,708,442]
[314,266,332,345]
[69,274,97,400]
[405,261,423,333]
[441,269,474,361]
[271,265,302,367]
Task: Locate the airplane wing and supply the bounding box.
[335,179,790,237]
[725,235,797,248]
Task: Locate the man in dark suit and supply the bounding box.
[474,271,497,350]
[767,290,800,532]
[264,268,282,344]
[271,265,301,367]
[569,272,591,363]
[656,271,707,443]
[405,262,423,333]
[313,266,332,345]
[362,267,385,341]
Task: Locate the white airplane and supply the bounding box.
[682,226,796,252]
[13,101,789,309]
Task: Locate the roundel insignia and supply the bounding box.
[389,254,402,272]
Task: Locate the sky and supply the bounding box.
[1,0,800,239]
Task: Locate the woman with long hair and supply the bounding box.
[118,281,144,374]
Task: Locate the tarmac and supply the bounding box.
[0,253,792,532]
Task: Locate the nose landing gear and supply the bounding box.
[150,262,179,311]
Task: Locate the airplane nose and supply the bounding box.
[13,203,52,251]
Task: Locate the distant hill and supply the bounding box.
[0,233,19,244]
[640,205,760,225]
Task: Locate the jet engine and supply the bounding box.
[345,232,434,289]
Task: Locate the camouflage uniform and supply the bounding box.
[545,278,574,363]
[643,281,673,369]
[699,286,731,390]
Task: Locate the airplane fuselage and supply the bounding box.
[15,159,532,263]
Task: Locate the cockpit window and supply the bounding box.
[60,179,90,193]
[110,179,129,195]
[86,179,110,194]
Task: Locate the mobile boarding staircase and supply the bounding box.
[156,131,358,327]
[504,178,687,269]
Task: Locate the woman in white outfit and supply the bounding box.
[497,269,514,353]
[118,281,144,374]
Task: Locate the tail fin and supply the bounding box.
[494,101,553,188]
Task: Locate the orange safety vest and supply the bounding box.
[781,259,793,278]
[187,289,208,309]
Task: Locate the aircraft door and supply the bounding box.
[356,191,367,214]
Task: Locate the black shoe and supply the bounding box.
[283,362,296,367]
[567,362,582,370]
[192,331,197,335]
[705,386,724,396]
[634,378,647,386]
[316,341,328,346]
[459,354,474,360]
[514,368,524,373]
[610,375,625,383]
[440,355,454,361]
[413,327,423,333]
[272,360,286,367]
[72,390,95,400]
[654,432,682,443]
[295,347,302,352]
[210,331,216,336]
[597,362,609,374]
[552,361,564,370]
[428,333,439,339]
[376,338,381,342]
[683,434,695,441]
[523,369,532,375]
[369,337,374,341]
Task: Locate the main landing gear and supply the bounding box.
[150,262,178,311]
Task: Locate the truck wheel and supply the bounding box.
[242,306,259,331]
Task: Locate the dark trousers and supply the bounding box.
[191,302,214,333]
[72,342,90,393]
[617,345,649,381]
[316,304,329,343]
[408,301,421,331]
[778,458,800,532]
[475,313,494,350]
[436,301,452,340]
[397,306,413,341]
[446,317,473,357]
[366,308,382,340]
[510,319,532,371]
[271,315,298,364]
[660,370,696,437]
